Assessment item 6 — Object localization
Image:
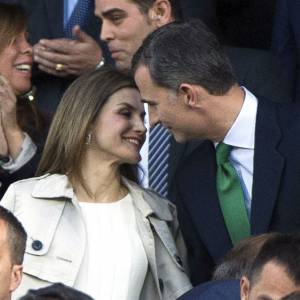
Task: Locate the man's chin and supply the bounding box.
[173,133,187,144]
[115,60,131,74]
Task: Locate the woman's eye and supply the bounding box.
[120,110,131,118]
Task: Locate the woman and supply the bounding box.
[0,3,46,198]
[1,67,192,299]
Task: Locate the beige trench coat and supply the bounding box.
[1,174,192,299]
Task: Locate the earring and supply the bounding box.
[86,133,92,145]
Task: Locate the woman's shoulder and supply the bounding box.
[6,173,68,194]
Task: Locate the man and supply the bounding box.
[240,233,300,299]
[95,0,291,197]
[132,20,300,284]
[0,206,27,300]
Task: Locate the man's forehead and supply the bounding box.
[96,0,137,13]
[0,220,8,246]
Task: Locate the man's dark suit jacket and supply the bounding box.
[272,0,300,102]
[0,0,110,114]
[171,99,300,285]
[177,279,240,300]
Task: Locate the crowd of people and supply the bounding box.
[1,0,300,299]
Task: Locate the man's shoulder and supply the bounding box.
[178,279,240,300]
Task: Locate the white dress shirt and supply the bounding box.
[218,87,258,216]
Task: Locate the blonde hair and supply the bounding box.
[0,3,27,54]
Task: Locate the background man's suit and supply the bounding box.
[178,279,240,300]
[171,99,300,285]
[272,0,300,102]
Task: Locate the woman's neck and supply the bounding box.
[74,154,128,203]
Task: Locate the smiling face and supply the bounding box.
[134,65,206,143]
[0,31,32,96]
[90,87,146,164]
[95,0,156,72]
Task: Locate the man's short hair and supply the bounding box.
[0,206,27,265]
[19,283,94,300]
[132,20,237,96]
[246,233,300,288]
[213,233,279,280]
[131,0,183,21]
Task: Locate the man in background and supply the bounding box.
[0,206,27,300]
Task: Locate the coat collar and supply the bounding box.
[32,174,173,222]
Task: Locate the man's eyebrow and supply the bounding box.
[257,295,273,300]
[102,8,126,18]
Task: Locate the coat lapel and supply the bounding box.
[251,100,284,234]
[177,141,232,261]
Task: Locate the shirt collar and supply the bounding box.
[223,87,257,150]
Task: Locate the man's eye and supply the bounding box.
[111,14,124,23]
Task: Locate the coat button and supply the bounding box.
[158,278,164,293]
[175,254,183,267]
[32,240,43,251]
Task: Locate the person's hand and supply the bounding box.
[0,75,25,159]
[33,25,103,78]
[0,75,19,131]
[0,116,8,157]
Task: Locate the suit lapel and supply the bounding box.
[251,100,284,234]
[177,141,232,261]
[45,0,64,38]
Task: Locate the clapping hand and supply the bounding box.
[33,25,103,77]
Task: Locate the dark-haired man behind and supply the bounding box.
[19,283,94,300]
[0,206,27,300]
[132,20,300,284]
[241,233,300,299]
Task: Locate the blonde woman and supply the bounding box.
[1,67,192,299]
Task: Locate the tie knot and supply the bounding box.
[216,142,232,165]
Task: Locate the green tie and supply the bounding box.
[216,142,250,244]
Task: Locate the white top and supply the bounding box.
[217,87,258,216]
[75,194,148,300]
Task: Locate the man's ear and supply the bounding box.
[178,83,203,109]
[148,0,172,27]
[9,265,23,293]
[240,276,250,300]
